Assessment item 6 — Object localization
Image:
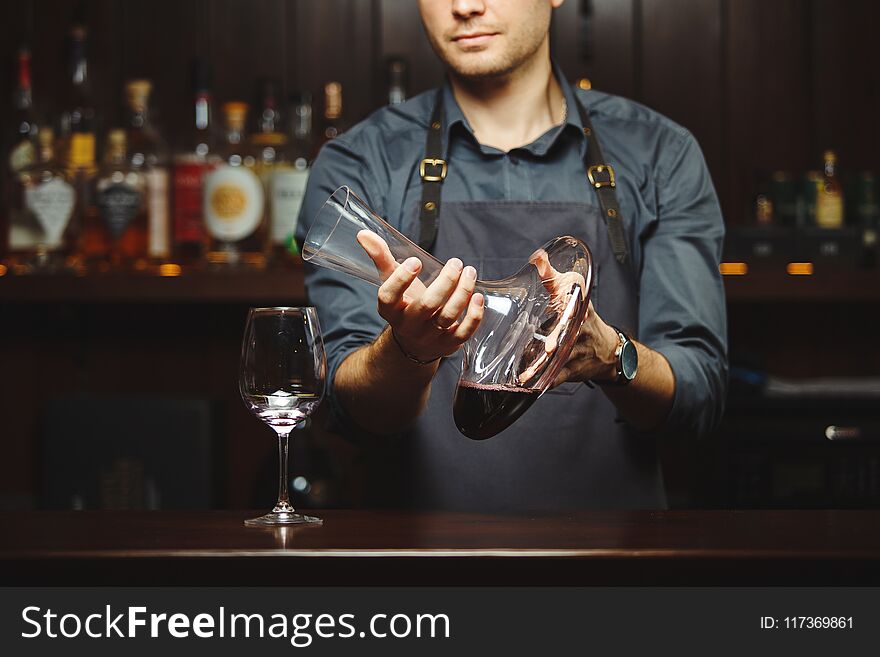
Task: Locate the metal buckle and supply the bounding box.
[587,164,616,189]
[420,158,447,183]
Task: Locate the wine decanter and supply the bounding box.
[303,186,593,439]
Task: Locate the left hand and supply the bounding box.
[516,249,619,386]
[551,299,620,387]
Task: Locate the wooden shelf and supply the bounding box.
[723,268,880,302]
[1,265,877,304]
[0,267,307,304]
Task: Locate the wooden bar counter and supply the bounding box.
[2,510,880,585]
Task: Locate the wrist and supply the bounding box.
[598,322,621,381]
[383,326,442,367]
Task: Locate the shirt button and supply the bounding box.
[509,154,519,165]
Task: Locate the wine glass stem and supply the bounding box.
[274,430,294,513]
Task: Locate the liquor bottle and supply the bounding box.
[252,79,288,177]
[172,58,216,268]
[251,80,290,265]
[815,150,844,229]
[386,56,408,106]
[768,171,797,227]
[203,102,268,268]
[60,22,98,273]
[9,48,38,175]
[754,194,774,227]
[7,128,77,272]
[270,91,313,262]
[321,81,345,145]
[124,79,170,264]
[62,23,97,178]
[854,172,878,268]
[2,47,39,264]
[88,129,148,269]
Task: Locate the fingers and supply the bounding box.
[357,230,398,282]
[410,257,464,318]
[377,257,422,319]
[530,249,555,282]
[433,265,477,329]
[452,292,485,342]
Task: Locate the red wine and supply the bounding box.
[453,382,541,440]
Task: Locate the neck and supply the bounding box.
[448,45,565,152]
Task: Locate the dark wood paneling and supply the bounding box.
[811,0,880,172]
[726,0,813,225]
[120,0,209,149]
[209,0,287,112]
[30,0,124,138]
[0,0,28,192]
[290,0,376,125]
[553,0,636,98]
[640,0,725,210]
[379,0,444,100]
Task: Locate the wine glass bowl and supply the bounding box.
[239,306,326,526]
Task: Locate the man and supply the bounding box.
[297,0,728,510]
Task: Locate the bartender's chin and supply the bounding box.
[446,53,519,81]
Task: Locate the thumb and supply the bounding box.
[357,230,400,282]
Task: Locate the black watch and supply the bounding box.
[594,326,638,387]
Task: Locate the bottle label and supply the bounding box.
[98,183,143,240]
[271,168,309,246]
[146,168,170,257]
[25,177,76,247]
[69,133,96,169]
[9,140,36,173]
[203,165,265,241]
[8,208,41,250]
[816,186,844,229]
[173,161,210,242]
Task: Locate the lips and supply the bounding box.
[451,32,499,47]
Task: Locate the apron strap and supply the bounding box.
[574,97,629,265]
[418,89,630,265]
[417,90,446,252]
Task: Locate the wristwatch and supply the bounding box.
[594,326,638,386]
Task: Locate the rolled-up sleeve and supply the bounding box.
[295,136,387,428]
[638,130,728,438]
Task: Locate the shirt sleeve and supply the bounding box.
[295,136,388,433]
[638,130,729,439]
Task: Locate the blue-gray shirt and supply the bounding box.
[297,71,728,438]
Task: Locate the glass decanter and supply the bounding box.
[303,186,593,440]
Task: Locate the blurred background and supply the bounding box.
[1,0,879,512]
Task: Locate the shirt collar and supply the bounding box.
[439,61,586,158]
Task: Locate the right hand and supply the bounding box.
[357,230,484,363]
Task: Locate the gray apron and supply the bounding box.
[385,94,665,511]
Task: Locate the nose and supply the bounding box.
[451,0,487,19]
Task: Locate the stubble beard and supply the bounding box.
[429,20,550,83]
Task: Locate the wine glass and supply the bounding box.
[239,307,326,526]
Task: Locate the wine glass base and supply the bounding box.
[244,511,323,527]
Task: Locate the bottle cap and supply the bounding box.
[38,127,54,146]
[17,48,32,89]
[125,79,153,112]
[106,128,127,157]
[223,102,249,129]
[107,128,126,145]
[324,82,342,118]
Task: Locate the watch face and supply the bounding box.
[620,339,638,380]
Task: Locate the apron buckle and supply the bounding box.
[587,164,616,189]
[420,158,448,182]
